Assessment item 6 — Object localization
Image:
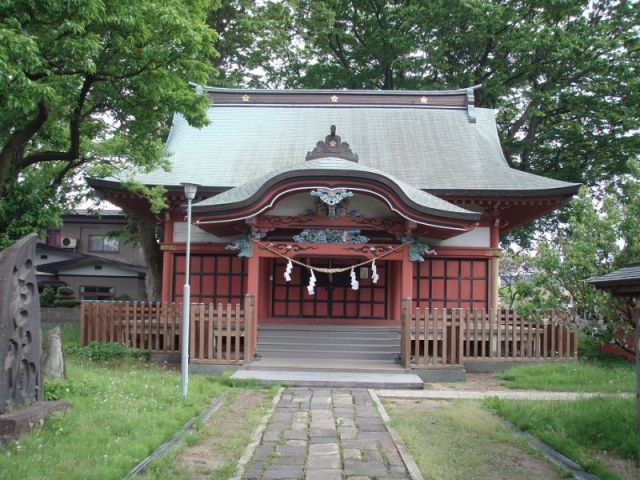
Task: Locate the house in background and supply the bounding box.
[36,210,147,301]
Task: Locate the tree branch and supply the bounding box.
[18,74,95,169]
[0,99,49,196]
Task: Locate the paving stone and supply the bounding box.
[338,426,358,439]
[276,444,307,457]
[336,417,356,427]
[357,432,391,442]
[334,407,355,416]
[309,428,337,437]
[308,443,339,456]
[342,439,377,449]
[263,431,282,442]
[286,439,307,447]
[343,448,362,460]
[263,465,304,479]
[361,447,383,463]
[284,430,307,440]
[291,421,308,431]
[305,469,343,480]
[343,460,388,477]
[271,455,306,467]
[252,444,277,460]
[307,454,341,470]
[246,388,410,480]
[309,435,339,444]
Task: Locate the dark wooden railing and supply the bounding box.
[80,295,255,364]
[401,298,578,368]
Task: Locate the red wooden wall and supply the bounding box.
[271,258,388,319]
[413,258,488,309]
[172,254,247,305]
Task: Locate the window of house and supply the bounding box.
[88,235,119,253]
[80,286,115,301]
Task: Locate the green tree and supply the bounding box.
[0,0,217,237]
[514,161,640,352]
[217,1,640,226]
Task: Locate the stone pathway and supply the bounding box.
[243,388,411,480]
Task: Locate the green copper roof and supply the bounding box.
[132,103,579,195]
[192,157,477,218]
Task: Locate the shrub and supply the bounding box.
[44,379,74,401]
[39,288,56,308]
[113,294,132,301]
[54,286,80,308]
[70,342,150,362]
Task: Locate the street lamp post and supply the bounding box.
[180,182,199,398]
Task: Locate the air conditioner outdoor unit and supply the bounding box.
[60,237,78,249]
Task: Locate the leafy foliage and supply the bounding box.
[65,341,150,362]
[53,286,80,308]
[504,161,640,349]
[0,0,217,245]
[39,287,56,308]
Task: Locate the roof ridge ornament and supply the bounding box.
[305,125,359,162]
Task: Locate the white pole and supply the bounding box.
[181,196,193,398]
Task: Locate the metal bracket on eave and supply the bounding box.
[466,87,477,124]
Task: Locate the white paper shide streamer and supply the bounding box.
[284,258,293,282]
[350,267,359,291]
[371,260,379,284]
[307,268,317,295]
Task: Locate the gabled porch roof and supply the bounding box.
[191,158,481,238]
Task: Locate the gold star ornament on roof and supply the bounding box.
[241,94,251,102]
[420,96,428,104]
[330,95,339,103]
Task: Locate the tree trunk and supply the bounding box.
[634,306,639,438]
[137,218,164,302]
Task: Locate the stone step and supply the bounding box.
[258,337,398,347]
[259,331,399,340]
[247,358,406,374]
[258,342,399,353]
[232,369,424,389]
[259,325,399,333]
[257,350,399,360]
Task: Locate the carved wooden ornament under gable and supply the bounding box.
[305,125,359,163]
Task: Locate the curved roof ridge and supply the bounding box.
[193,157,477,219]
[193,84,482,97]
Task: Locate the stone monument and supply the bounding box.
[43,327,67,380]
[0,234,68,445]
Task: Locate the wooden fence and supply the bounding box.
[401,299,578,368]
[80,295,255,364]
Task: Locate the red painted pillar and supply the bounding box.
[161,213,175,302]
[401,247,414,308]
[489,220,501,309]
[246,252,260,353]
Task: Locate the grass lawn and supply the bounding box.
[498,332,635,393]
[486,396,639,480]
[145,387,275,479]
[498,359,635,392]
[385,398,567,480]
[0,358,227,480]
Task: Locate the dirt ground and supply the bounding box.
[387,398,566,480]
[175,390,267,479]
[424,372,508,391]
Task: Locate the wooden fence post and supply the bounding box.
[79,301,86,346]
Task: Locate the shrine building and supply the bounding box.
[89,86,580,356]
